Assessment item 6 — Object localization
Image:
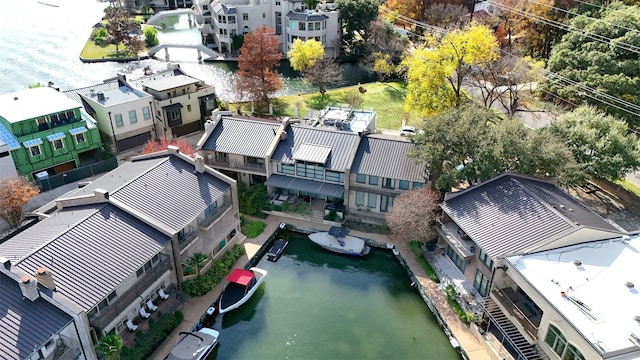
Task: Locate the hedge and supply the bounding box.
[183,245,245,296]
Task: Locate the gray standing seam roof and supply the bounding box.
[201,118,280,158]
[351,137,425,182]
[111,156,231,233]
[286,11,329,21]
[63,81,120,105]
[0,272,72,360]
[13,204,171,312]
[271,125,361,171]
[441,175,577,259]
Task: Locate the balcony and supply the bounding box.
[53,335,82,360]
[208,159,266,174]
[198,202,232,230]
[436,219,476,258]
[491,287,541,340]
[89,256,171,330]
[178,228,199,250]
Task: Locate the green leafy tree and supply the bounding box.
[139,4,154,16]
[550,106,640,181]
[372,53,398,81]
[335,0,380,45]
[341,89,364,109]
[542,2,640,125]
[288,39,324,72]
[403,25,499,117]
[231,34,244,51]
[96,334,123,360]
[143,26,159,46]
[105,8,139,53]
[303,0,321,9]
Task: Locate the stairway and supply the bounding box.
[479,298,548,360]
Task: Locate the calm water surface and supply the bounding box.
[0,1,373,101]
[207,231,460,360]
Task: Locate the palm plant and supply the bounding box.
[96,334,123,360]
[189,252,209,276]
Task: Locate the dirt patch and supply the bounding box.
[563,179,640,233]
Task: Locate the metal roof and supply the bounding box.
[0,272,72,360]
[12,204,171,312]
[141,75,199,92]
[0,87,81,123]
[351,136,424,182]
[0,124,20,150]
[292,143,332,164]
[111,156,231,233]
[201,117,280,158]
[265,174,344,198]
[286,11,329,21]
[63,81,120,105]
[271,125,360,171]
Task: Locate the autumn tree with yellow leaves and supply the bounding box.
[0,177,40,229]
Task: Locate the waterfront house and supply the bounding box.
[0,87,103,181]
[198,0,340,58]
[348,136,427,224]
[0,147,240,355]
[64,75,156,153]
[0,266,91,360]
[435,172,624,358]
[128,67,217,139]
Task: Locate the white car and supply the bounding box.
[400,126,418,136]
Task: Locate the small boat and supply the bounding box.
[266,239,288,262]
[218,267,268,314]
[166,327,219,360]
[308,226,371,256]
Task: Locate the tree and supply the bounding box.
[287,39,324,72]
[550,106,640,181]
[341,89,364,109]
[302,58,343,95]
[335,0,380,45]
[96,334,122,360]
[423,2,467,27]
[372,53,399,81]
[542,2,640,125]
[386,188,439,242]
[0,177,40,229]
[143,26,159,47]
[189,253,209,276]
[236,26,282,112]
[141,137,194,156]
[403,25,499,117]
[303,0,321,9]
[104,8,139,53]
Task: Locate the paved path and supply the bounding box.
[150,215,496,360]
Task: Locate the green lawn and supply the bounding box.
[80,40,120,59]
[274,81,418,130]
[616,179,640,198]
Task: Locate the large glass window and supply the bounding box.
[413,182,424,189]
[29,145,41,157]
[473,269,489,296]
[446,245,466,272]
[356,174,366,183]
[325,170,343,183]
[355,191,365,206]
[382,178,395,189]
[399,180,410,190]
[545,325,567,357]
[368,175,378,186]
[298,22,305,31]
[380,195,393,212]
[142,106,151,120]
[478,249,494,269]
[296,162,324,179]
[129,110,137,124]
[367,193,377,208]
[52,139,64,150]
[114,113,123,127]
[277,163,295,175]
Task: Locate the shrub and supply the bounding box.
[408,241,440,282]
[143,26,159,46]
[323,210,341,222]
[238,183,269,217]
[445,285,471,324]
[183,245,246,296]
[241,220,266,238]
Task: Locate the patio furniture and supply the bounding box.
[146,300,158,312]
[126,320,138,331]
[139,307,151,319]
[158,288,169,300]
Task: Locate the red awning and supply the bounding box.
[227,269,254,286]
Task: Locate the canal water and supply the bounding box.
[0,1,374,101]
[206,231,461,360]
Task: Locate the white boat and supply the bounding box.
[218,267,268,314]
[308,226,371,256]
[166,327,219,360]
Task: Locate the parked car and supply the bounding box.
[400,126,418,136]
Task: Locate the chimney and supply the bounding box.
[35,267,56,291]
[94,188,109,201]
[19,276,40,301]
[97,92,105,101]
[280,129,288,141]
[167,145,180,154]
[194,154,205,173]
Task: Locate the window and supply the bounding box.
[229,16,236,23]
[380,195,393,212]
[263,12,266,18]
[356,174,366,183]
[544,325,585,360]
[315,22,321,30]
[413,182,424,189]
[203,4,208,10]
[473,269,489,296]
[29,145,41,157]
[296,162,323,180]
[52,139,64,150]
[382,178,395,189]
[399,180,410,190]
[114,113,123,127]
[355,191,365,206]
[367,193,377,208]
[152,254,160,264]
[325,170,343,183]
[75,133,86,144]
[446,245,466,272]
[98,299,109,311]
[129,110,137,124]
[277,163,295,175]
[478,249,494,269]
[276,0,280,4]
[368,176,378,186]
[243,13,248,21]
[187,104,192,112]
[107,291,117,302]
[142,106,151,120]
[144,260,152,272]
[136,267,144,278]
[299,22,305,31]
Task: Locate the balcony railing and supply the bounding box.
[54,334,82,360]
[208,159,266,173]
[491,288,540,339]
[435,219,476,258]
[89,256,171,330]
[198,202,232,230]
[178,228,199,250]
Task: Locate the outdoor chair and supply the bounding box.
[126,319,138,331]
[146,300,158,312]
[158,288,169,300]
[139,307,151,319]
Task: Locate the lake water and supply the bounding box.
[206,231,460,360]
[0,1,373,101]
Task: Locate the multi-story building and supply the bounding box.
[0,87,102,181]
[64,75,156,153]
[198,0,341,58]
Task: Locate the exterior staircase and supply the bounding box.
[310,200,325,223]
[479,297,548,360]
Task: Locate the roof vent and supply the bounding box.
[97,92,105,101]
[573,260,582,266]
[626,282,635,289]
[13,96,19,101]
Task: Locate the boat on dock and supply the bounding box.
[266,239,289,262]
[218,267,268,314]
[166,327,219,360]
[308,226,370,256]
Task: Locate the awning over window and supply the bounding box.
[163,103,184,111]
[46,132,66,141]
[69,126,88,135]
[23,138,43,147]
[265,174,344,198]
[292,143,332,164]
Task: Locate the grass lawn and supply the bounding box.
[616,179,640,198]
[271,81,418,130]
[80,40,120,59]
